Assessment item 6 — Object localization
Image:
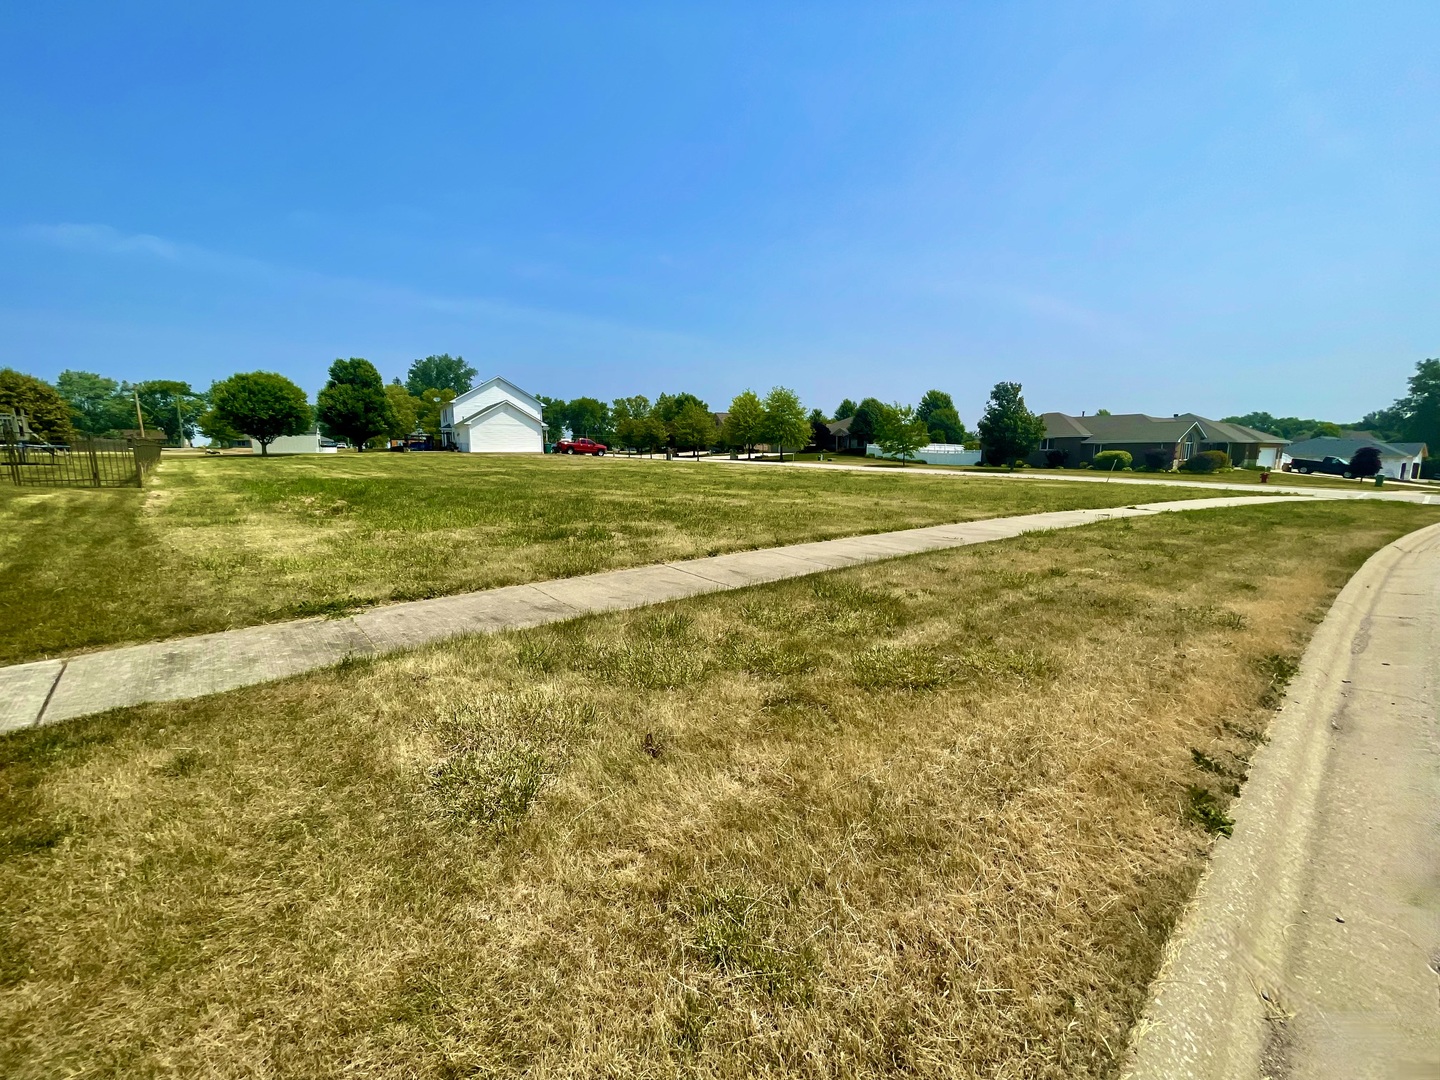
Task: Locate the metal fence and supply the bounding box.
[1,436,163,488]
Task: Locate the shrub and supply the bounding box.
[1181,450,1230,473]
[1348,446,1382,478]
[1144,450,1171,471]
[1091,450,1132,472]
[1044,449,1068,468]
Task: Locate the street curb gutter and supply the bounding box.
[1123,520,1440,1079]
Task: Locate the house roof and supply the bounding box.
[1285,436,1424,460]
[1390,442,1428,457]
[450,375,542,416]
[826,416,854,436]
[452,398,545,429]
[1073,413,1203,445]
[1040,412,1093,438]
[1041,411,1289,446]
[1177,415,1289,445]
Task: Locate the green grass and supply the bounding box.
[0,453,1258,664]
[777,453,1384,489]
[2,500,1434,1078]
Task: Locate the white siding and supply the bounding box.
[449,377,543,426]
[456,402,544,453]
[253,433,337,454]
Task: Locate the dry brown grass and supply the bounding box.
[2,501,1435,1078]
[0,453,1245,664]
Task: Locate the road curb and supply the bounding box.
[1123,520,1440,1079]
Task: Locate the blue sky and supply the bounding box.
[2,2,1436,423]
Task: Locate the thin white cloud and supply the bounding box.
[22,222,185,260]
[17,221,717,356]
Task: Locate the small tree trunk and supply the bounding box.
[260,441,268,457]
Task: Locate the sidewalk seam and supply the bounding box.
[32,659,67,728]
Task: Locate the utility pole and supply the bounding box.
[133,390,146,438]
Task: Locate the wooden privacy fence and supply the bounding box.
[1,436,163,488]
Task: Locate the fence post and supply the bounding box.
[134,445,144,487]
[2,434,19,487]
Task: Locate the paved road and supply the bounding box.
[1125,521,1440,1080]
[678,453,1440,504]
[0,494,1288,734]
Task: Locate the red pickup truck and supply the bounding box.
[555,437,608,456]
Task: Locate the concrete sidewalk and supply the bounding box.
[1125,521,1440,1079]
[1,494,1297,734]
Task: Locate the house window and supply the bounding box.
[1039,438,1055,451]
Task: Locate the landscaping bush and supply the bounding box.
[1181,450,1230,473]
[1045,449,1068,468]
[1348,446,1382,478]
[1144,450,1171,471]
[1091,450,1132,472]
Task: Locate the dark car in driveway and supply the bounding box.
[1284,455,1354,477]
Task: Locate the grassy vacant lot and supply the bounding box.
[3,499,1433,1079]
[0,453,1243,664]
[779,454,1381,490]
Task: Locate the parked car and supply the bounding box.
[1284,455,1354,477]
[556,437,608,456]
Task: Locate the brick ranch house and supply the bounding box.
[1018,413,1289,469]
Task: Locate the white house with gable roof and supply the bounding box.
[440,376,545,453]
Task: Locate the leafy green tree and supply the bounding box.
[1348,446,1382,478]
[673,402,717,457]
[916,389,967,444]
[848,405,876,448]
[417,388,456,438]
[404,354,477,397]
[0,368,73,442]
[384,381,421,441]
[976,381,1046,468]
[317,358,394,450]
[197,407,242,446]
[565,397,611,441]
[210,371,312,456]
[610,397,651,453]
[1395,358,1440,449]
[808,407,828,424]
[638,416,669,456]
[654,391,708,423]
[722,389,765,457]
[57,370,131,435]
[134,380,205,445]
[1352,406,1405,441]
[811,418,832,449]
[761,386,811,462]
[611,395,651,423]
[875,403,930,465]
[534,396,568,442]
[615,417,641,454]
[833,399,857,420]
[1222,412,1344,442]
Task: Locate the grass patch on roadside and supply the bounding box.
[780,453,1390,490]
[3,500,1432,1078]
[0,453,1249,664]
